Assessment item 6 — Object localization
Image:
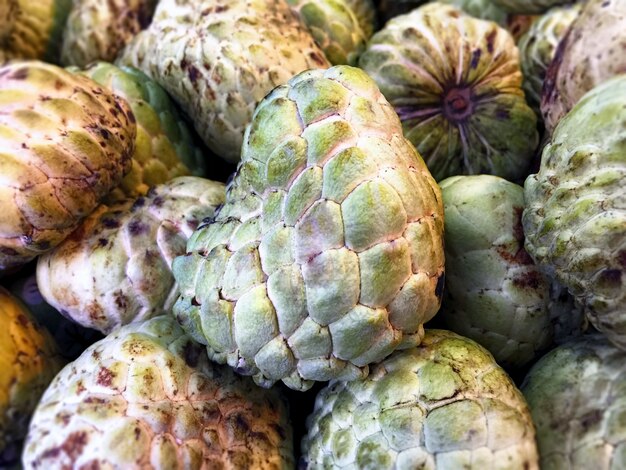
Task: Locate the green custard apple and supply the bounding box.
[22,315,294,469]
[522,334,626,469]
[302,329,539,469]
[117,0,331,164]
[173,65,445,391]
[37,177,225,334]
[359,3,538,182]
[523,75,626,350]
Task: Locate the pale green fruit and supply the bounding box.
[37,177,225,334]
[302,330,539,469]
[518,3,581,114]
[117,0,330,164]
[0,61,136,272]
[173,65,445,391]
[0,287,63,452]
[439,175,584,368]
[23,315,294,469]
[73,62,206,200]
[0,0,71,62]
[523,75,626,350]
[61,0,157,68]
[541,0,626,133]
[287,0,376,65]
[522,335,626,469]
[492,0,576,14]
[359,3,538,182]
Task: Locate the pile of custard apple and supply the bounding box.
[0,0,624,468]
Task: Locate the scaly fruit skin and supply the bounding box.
[522,334,626,469]
[302,329,539,469]
[117,0,330,164]
[37,177,226,334]
[287,0,375,66]
[440,175,556,368]
[0,0,71,62]
[359,3,538,182]
[173,65,445,391]
[492,0,575,14]
[542,0,626,133]
[518,4,581,114]
[61,0,157,68]
[523,76,626,350]
[0,61,136,272]
[0,287,62,452]
[73,62,202,201]
[23,315,294,470]
[344,0,377,38]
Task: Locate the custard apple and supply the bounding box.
[287,0,376,65]
[522,334,626,469]
[61,0,157,67]
[0,287,63,453]
[0,61,136,272]
[173,65,445,391]
[523,75,626,350]
[73,62,207,200]
[439,174,585,368]
[542,0,626,133]
[301,329,539,469]
[359,3,538,182]
[117,0,330,164]
[22,315,294,469]
[37,177,225,334]
[0,0,71,62]
[518,3,581,114]
[376,0,508,24]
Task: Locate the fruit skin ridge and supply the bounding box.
[173,65,445,391]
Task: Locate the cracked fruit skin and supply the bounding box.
[287,0,376,66]
[0,61,136,272]
[359,3,538,182]
[0,287,63,452]
[73,62,202,201]
[173,65,445,391]
[301,329,539,469]
[61,0,157,68]
[37,177,226,334]
[22,315,294,470]
[517,4,581,115]
[522,334,626,470]
[523,75,626,351]
[439,175,567,369]
[117,0,330,164]
[541,0,626,133]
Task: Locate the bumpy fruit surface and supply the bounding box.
[0,0,71,61]
[23,315,294,469]
[492,0,575,14]
[118,0,330,164]
[74,62,202,200]
[302,329,539,469]
[518,4,581,114]
[0,287,62,452]
[522,334,626,469]
[0,61,136,271]
[173,66,445,391]
[524,75,626,350]
[288,0,376,66]
[439,175,580,368]
[37,177,225,334]
[542,0,626,133]
[61,0,157,68]
[360,3,538,182]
